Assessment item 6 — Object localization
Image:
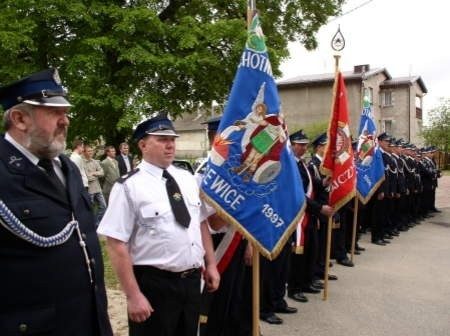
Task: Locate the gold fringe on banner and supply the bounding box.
[356,175,385,205]
[200,189,306,260]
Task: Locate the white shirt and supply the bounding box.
[70,151,88,187]
[121,154,131,172]
[97,160,207,272]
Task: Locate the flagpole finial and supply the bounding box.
[331,25,345,52]
[247,0,256,30]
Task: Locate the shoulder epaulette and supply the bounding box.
[117,168,140,183]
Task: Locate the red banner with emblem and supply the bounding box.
[321,72,356,211]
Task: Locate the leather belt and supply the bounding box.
[134,265,200,279]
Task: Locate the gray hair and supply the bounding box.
[3,103,35,130]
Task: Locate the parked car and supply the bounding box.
[172,159,194,174]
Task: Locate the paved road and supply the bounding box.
[261,175,450,336]
[107,176,450,336]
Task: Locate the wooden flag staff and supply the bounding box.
[323,53,341,301]
[323,24,347,299]
[350,196,359,262]
[247,3,260,335]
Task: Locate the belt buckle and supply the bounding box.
[180,269,193,278]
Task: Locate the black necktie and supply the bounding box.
[163,170,191,228]
[38,158,67,196]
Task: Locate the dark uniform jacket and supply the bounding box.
[0,136,113,336]
[392,153,407,194]
[297,158,322,216]
[419,157,435,191]
[380,150,398,196]
[308,155,330,222]
[401,155,416,193]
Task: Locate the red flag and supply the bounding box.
[321,72,356,211]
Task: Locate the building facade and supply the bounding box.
[173,64,428,158]
[277,64,427,145]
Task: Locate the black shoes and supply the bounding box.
[261,314,283,324]
[274,306,298,314]
[337,258,354,267]
[288,292,308,302]
[355,245,366,251]
[372,239,386,246]
[312,280,324,289]
[327,274,338,281]
[316,273,338,281]
[302,285,321,294]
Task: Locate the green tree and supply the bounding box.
[422,98,450,167]
[0,0,344,145]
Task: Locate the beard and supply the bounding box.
[25,125,67,159]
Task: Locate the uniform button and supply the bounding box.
[23,209,30,215]
[155,212,159,216]
[90,258,96,266]
[81,233,87,240]
[94,285,99,291]
[18,323,27,333]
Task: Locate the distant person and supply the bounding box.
[84,144,107,226]
[101,145,120,203]
[70,138,89,188]
[0,68,112,335]
[116,142,134,176]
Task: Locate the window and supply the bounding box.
[382,91,393,106]
[381,120,392,133]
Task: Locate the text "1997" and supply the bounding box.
[262,204,284,228]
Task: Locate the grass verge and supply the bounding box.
[100,237,120,289]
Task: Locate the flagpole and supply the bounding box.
[247,0,256,30]
[252,246,260,336]
[323,217,333,300]
[247,2,260,335]
[350,196,359,262]
[323,54,341,301]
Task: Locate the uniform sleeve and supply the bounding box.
[97,182,137,243]
[306,196,322,216]
[199,198,216,222]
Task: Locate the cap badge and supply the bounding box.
[53,69,62,85]
[173,192,182,201]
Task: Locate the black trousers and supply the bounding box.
[130,266,201,336]
[201,239,251,336]
[260,241,291,317]
[370,197,384,242]
[288,217,318,293]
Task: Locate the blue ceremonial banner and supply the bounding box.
[355,89,385,204]
[200,12,305,260]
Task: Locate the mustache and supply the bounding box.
[55,126,68,137]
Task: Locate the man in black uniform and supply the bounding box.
[287,130,335,303]
[390,139,409,233]
[308,133,339,282]
[0,69,112,335]
[376,133,399,243]
[423,146,440,214]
